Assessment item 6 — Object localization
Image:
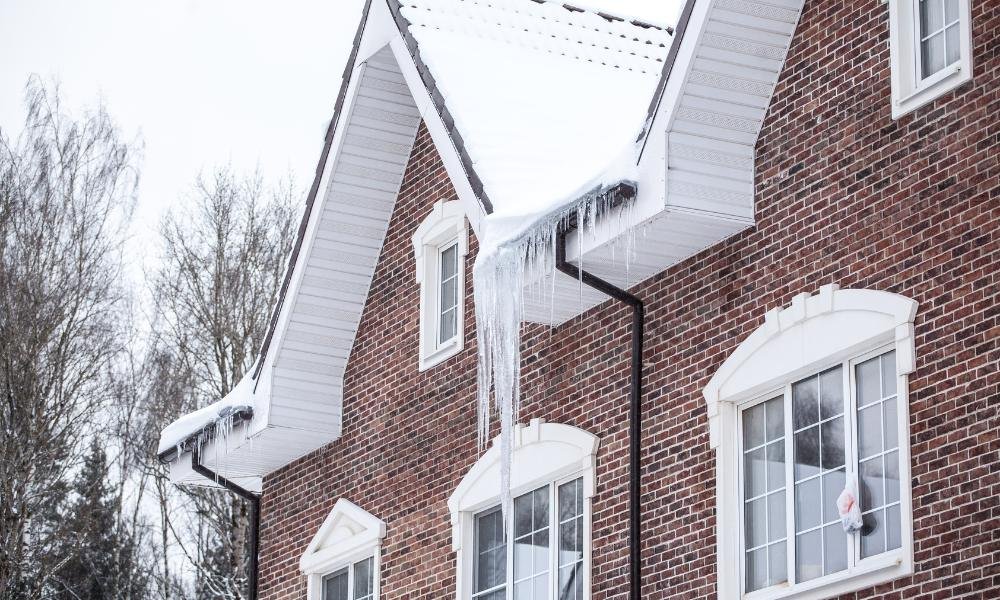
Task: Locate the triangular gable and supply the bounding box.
[299,499,386,574]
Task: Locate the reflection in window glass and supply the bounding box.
[474,508,506,600]
[919,0,962,78]
[558,479,585,600]
[792,367,847,583]
[742,396,786,592]
[438,243,460,345]
[857,352,902,558]
[353,557,374,600]
[514,487,550,600]
[323,568,349,600]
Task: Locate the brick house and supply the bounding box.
[158,0,999,599]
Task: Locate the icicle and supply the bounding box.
[473,181,638,525]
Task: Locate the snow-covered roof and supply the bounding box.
[396,0,672,241]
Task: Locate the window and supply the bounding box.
[888,0,972,118]
[450,420,598,600]
[300,499,385,600]
[471,478,586,600]
[322,557,375,600]
[705,285,917,599]
[412,200,467,371]
[740,350,903,595]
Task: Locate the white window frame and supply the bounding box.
[704,285,918,600]
[449,419,599,600]
[300,499,386,600]
[412,200,468,371]
[888,0,973,119]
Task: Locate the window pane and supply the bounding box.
[883,397,898,450]
[746,547,768,592]
[746,497,767,549]
[795,529,822,583]
[881,352,897,396]
[861,509,885,558]
[558,478,581,523]
[766,442,784,493]
[860,457,886,509]
[945,0,959,22]
[792,378,819,430]
[439,308,457,344]
[323,569,349,600]
[856,357,882,406]
[745,447,767,499]
[887,505,902,551]
[858,404,882,460]
[475,509,506,594]
[922,33,946,77]
[885,451,900,504]
[819,367,843,420]
[821,469,846,523]
[794,426,820,480]
[558,563,583,600]
[820,417,845,470]
[765,397,784,442]
[945,23,961,65]
[920,0,944,35]
[767,492,786,541]
[823,523,848,575]
[353,558,373,600]
[795,477,821,531]
[768,542,787,585]
[514,486,550,592]
[743,402,765,449]
[441,244,458,279]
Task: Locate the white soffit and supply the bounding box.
[534,0,806,325]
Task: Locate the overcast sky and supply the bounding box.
[0,0,683,274]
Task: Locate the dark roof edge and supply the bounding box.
[252,0,375,382]
[636,0,697,154]
[384,0,495,215]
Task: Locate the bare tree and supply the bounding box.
[0,79,139,598]
[144,168,296,599]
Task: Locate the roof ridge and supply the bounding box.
[527,0,674,34]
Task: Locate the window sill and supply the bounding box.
[418,338,462,372]
[742,551,911,600]
[892,63,970,119]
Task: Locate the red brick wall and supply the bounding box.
[259,0,1000,597]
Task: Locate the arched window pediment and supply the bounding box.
[703,285,918,449]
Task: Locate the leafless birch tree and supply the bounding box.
[0,79,139,598]
[143,168,297,599]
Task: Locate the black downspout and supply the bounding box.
[555,230,644,600]
[192,446,261,600]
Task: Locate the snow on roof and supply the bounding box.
[399,0,671,243]
[157,373,255,456]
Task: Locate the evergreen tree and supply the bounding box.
[56,440,148,599]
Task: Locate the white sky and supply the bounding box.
[0,0,683,274]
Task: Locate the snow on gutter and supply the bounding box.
[157,373,255,462]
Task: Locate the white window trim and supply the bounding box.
[300,499,386,600]
[412,200,468,371]
[448,419,599,600]
[888,0,973,119]
[704,285,918,600]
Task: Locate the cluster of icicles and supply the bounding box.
[473,185,638,523]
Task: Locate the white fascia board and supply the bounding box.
[255,16,393,432]
[388,36,488,236]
